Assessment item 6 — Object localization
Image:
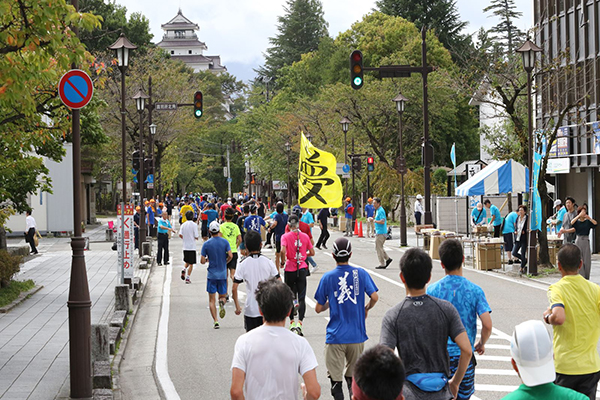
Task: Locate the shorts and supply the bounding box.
[449,354,476,400]
[206,279,227,294]
[227,252,238,270]
[183,250,197,264]
[555,370,600,399]
[276,238,282,253]
[325,342,365,382]
[503,233,514,252]
[201,225,208,238]
[244,315,263,332]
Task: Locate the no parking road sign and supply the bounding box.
[58,69,94,109]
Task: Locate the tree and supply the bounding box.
[259,0,329,79]
[375,0,470,60]
[0,0,100,245]
[483,0,525,54]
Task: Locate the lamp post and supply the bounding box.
[340,117,351,196]
[305,132,313,143]
[516,38,542,276]
[149,123,157,201]
[133,88,149,256]
[108,33,136,279]
[285,141,292,210]
[393,92,409,247]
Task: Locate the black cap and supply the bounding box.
[288,214,299,225]
[332,237,352,257]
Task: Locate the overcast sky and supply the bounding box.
[122,0,533,82]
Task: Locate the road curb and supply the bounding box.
[0,284,44,313]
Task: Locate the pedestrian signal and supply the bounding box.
[367,157,374,172]
[194,91,203,118]
[350,50,364,90]
[352,157,362,171]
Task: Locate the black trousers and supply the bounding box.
[415,212,422,226]
[266,230,273,246]
[556,370,600,400]
[157,233,169,264]
[285,269,308,321]
[134,228,139,250]
[316,227,330,247]
[244,315,263,332]
[26,228,37,253]
[512,239,528,270]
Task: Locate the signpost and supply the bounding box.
[117,204,134,281]
[155,102,178,111]
[58,69,94,109]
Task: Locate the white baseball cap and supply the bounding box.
[510,320,555,387]
[554,199,562,207]
[209,221,220,233]
[416,194,423,200]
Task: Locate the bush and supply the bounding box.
[0,250,22,288]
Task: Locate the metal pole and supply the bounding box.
[67,1,92,396]
[527,70,537,275]
[227,145,232,198]
[120,67,126,283]
[421,27,432,225]
[287,151,291,211]
[352,136,356,228]
[344,131,348,196]
[138,110,146,256]
[399,111,407,247]
[148,76,154,200]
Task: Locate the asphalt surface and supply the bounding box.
[155,225,555,400]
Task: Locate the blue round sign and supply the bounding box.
[58,69,94,109]
[342,164,351,173]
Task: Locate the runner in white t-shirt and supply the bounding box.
[178,210,199,284]
[231,278,321,400]
[232,230,280,332]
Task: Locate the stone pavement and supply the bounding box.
[0,223,119,400]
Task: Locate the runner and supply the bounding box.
[268,202,289,271]
[315,207,330,250]
[280,214,314,336]
[236,204,249,256]
[232,230,280,332]
[314,237,379,399]
[179,198,194,225]
[202,203,219,241]
[200,221,233,329]
[220,207,242,299]
[286,208,318,273]
[244,204,266,234]
[178,210,199,284]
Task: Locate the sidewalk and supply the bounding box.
[0,223,118,399]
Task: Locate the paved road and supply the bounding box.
[143,224,559,400]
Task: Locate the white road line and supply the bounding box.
[476,355,512,362]
[475,384,519,392]
[483,344,511,350]
[475,369,517,376]
[464,267,549,292]
[155,262,181,399]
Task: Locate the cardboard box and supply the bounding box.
[429,235,447,260]
[415,224,435,233]
[475,242,502,270]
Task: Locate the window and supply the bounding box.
[175,30,185,38]
[170,50,174,55]
[189,50,192,54]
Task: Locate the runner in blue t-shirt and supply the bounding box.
[243,204,266,234]
[268,203,289,270]
[202,204,219,240]
[427,239,492,400]
[200,221,233,329]
[315,237,379,398]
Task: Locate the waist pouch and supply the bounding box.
[406,373,448,392]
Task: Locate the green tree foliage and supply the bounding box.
[483,0,525,54]
[375,0,471,60]
[79,0,153,52]
[259,0,329,79]
[0,0,100,224]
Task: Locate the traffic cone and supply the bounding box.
[358,221,364,238]
[354,219,359,236]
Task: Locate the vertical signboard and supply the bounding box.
[117,204,135,280]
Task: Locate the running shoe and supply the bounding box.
[296,323,304,336]
[309,264,319,274]
[214,321,220,329]
[185,277,191,284]
[289,320,297,332]
[219,300,226,318]
[181,269,186,280]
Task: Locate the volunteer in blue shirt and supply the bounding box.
[156,212,175,266]
[374,197,393,269]
[364,198,375,238]
[315,237,379,400]
[503,210,519,265]
[551,199,566,232]
[484,199,502,237]
[471,202,487,227]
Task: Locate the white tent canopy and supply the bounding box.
[456,160,528,196]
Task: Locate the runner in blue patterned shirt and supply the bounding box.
[427,239,493,400]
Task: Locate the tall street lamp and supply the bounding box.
[133,88,149,256]
[516,38,542,275]
[305,132,313,143]
[340,117,351,196]
[393,92,409,247]
[108,33,137,281]
[149,123,157,200]
[285,141,291,211]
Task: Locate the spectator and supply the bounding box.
[230,278,320,400]
[364,198,375,238]
[353,344,406,400]
[232,230,280,332]
[427,239,493,400]
[380,248,472,400]
[550,199,566,232]
[501,320,587,399]
[502,210,518,265]
[513,205,528,274]
[314,237,379,399]
[558,197,577,244]
[571,204,597,280]
[414,194,424,226]
[25,209,37,254]
[156,211,175,266]
[543,244,600,399]
[344,197,354,237]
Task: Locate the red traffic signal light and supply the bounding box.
[194,91,203,118]
[350,50,364,90]
[367,156,374,172]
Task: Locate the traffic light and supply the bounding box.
[367,156,374,172]
[193,91,203,118]
[352,157,362,171]
[144,158,152,183]
[350,50,364,90]
[132,150,140,171]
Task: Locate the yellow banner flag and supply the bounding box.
[298,132,343,208]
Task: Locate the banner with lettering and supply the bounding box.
[531,152,542,231]
[298,133,343,208]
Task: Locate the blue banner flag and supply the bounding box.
[450,143,456,167]
[531,152,542,231]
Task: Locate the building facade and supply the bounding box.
[157,9,226,73]
[535,0,600,250]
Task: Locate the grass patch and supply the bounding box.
[0,279,35,308]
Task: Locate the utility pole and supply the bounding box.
[226,145,232,198]
[148,76,154,200]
